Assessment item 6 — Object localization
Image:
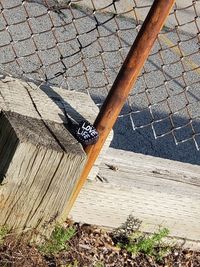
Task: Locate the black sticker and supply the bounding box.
[75,120,99,145]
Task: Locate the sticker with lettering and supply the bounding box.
[75,120,99,145]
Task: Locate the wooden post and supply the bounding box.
[66,0,176,214]
[0,110,86,234]
[0,76,110,235]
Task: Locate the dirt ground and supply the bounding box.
[0,221,200,267]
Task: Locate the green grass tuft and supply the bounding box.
[39,225,76,255]
[119,227,170,261]
[0,226,9,245]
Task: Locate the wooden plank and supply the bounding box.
[70,148,200,250]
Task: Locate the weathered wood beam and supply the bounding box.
[70,148,200,250]
[0,76,113,181]
[0,110,86,234]
[0,76,112,235]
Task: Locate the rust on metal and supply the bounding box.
[65,0,176,215]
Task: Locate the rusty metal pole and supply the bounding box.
[65,0,176,215]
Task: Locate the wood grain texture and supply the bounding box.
[70,148,200,250]
[0,75,112,234]
[0,111,86,234]
[0,76,113,180]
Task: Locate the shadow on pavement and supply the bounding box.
[111,107,200,166]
